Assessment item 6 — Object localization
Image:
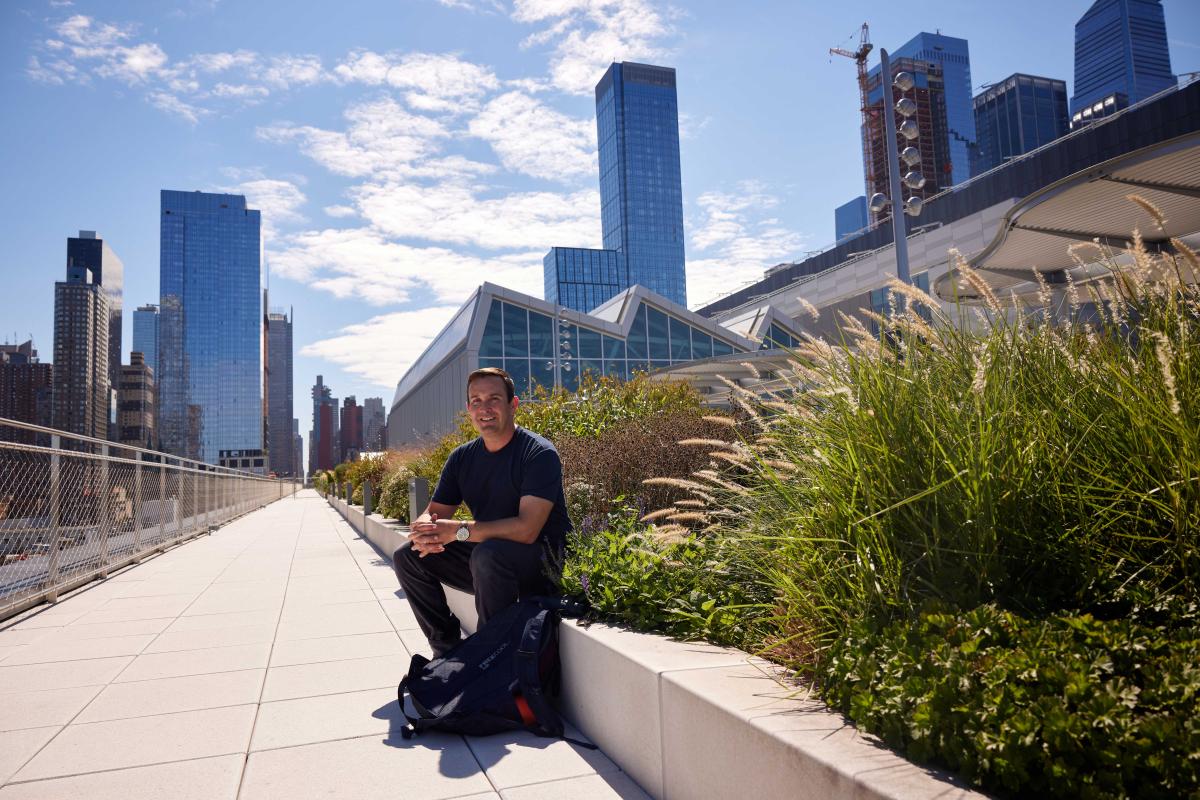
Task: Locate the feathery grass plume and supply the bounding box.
[836,310,875,345]
[675,499,707,508]
[741,360,762,380]
[677,438,736,450]
[1170,237,1200,280]
[1033,268,1053,312]
[970,348,989,396]
[1150,330,1181,416]
[643,477,707,492]
[710,451,753,470]
[717,375,767,430]
[640,507,678,523]
[763,458,799,472]
[1063,268,1081,313]
[647,524,689,544]
[1127,193,1167,232]
[796,296,820,322]
[701,414,738,428]
[693,469,749,494]
[955,261,1003,314]
[667,511,711,524]
[886,277,945,324]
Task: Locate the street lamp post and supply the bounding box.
[868,48,926,291]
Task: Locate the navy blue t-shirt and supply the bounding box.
[431,427,572,551]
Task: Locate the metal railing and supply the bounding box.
[0,417,297,622]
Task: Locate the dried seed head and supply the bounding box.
[1126,193,1167,231]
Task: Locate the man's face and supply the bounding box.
[466,376,517,436]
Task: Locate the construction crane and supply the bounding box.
[830,23,875,221]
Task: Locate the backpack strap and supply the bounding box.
[397,668,462,739]
[536,595,589,618]
[514,609,598,750]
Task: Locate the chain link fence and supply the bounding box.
[0,417,296,622]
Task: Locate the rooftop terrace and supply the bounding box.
[0,491,642,800]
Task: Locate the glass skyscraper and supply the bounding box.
[266,307,294,476]
[973,74,1069,173]
[597,62,686,307]
[835,196,869,243]
[132,303,159,375]
[869,33,976,187]
[544,62,687,313]
[1070,0,1175,125]
[159,190,262,463]
[65,231,123,406]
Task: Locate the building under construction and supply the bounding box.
[864,56,952,225]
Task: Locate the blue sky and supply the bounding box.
[2,0,1197,463]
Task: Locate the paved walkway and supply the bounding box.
[0,490,647,800]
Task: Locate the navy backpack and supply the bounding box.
[397,595,594,746]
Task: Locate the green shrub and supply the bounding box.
[823,598,1200,799]
[560,504,773,649]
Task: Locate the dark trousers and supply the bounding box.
[392,538,556,656]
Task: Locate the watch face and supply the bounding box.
[456,525,469,541]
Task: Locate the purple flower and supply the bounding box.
[580,574,590,593]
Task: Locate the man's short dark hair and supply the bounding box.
[466,367,516,402]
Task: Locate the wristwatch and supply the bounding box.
[455,523,470,542]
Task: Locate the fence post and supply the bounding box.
[97,443,110,577]
[192,466,199,537]
[158,459,166,550]
[363,480,373,517]
[133,451,143,556]
[45,434,62,603]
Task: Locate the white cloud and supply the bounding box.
[210,82,270,99]
[148,91,204,123]
[26,55,85,85]
[353,181,600,251]
[269,227,544,306]
[258,96,450,178]
[301,307,462,388]
[261,55,326,89]
[469,91,595,181]
[186,50,258,73]
[324,205,357,218]
[686,183,808,309]
[513,0,671,94]
[334,51,499,113]
[227,178,308,240]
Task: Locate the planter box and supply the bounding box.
[327,497,985,800]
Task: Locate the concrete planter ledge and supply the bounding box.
[327,496,987,800]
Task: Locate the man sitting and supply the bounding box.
[393,367,572,657]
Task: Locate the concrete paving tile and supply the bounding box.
[164,609,278,632]
[240,732,494,800]
[261,654,408,701]
[13,704,257,781]
[38,617,173,641]
[287,560,361,577]
[0,727,60,785]
[275,613,393,642]
[76,667,265,723]
[0,752,244,800]
[499,772,651,799]
[0,630,54,647]
[71,605,183,625]
[279,599,390,625]
[143,623,277,653]
[465,725,618,790]
[114,642,271,683]
[286,573,371,593]
[280,588,379,610]
[0,644,29,664]
[0,686,103,732]
[1,608,90,629]
[104,580,213,598]
[0,656,133,693]
[2,634,157,666]
[250,687,402,751]
[269,631,407,668]
[380,599,423,631]
[397,628,433,659]
[182,594,284,616]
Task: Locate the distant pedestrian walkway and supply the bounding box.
[0,490,646,799]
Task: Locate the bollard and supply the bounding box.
[363,481,373,517]
[408,477,429,524]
